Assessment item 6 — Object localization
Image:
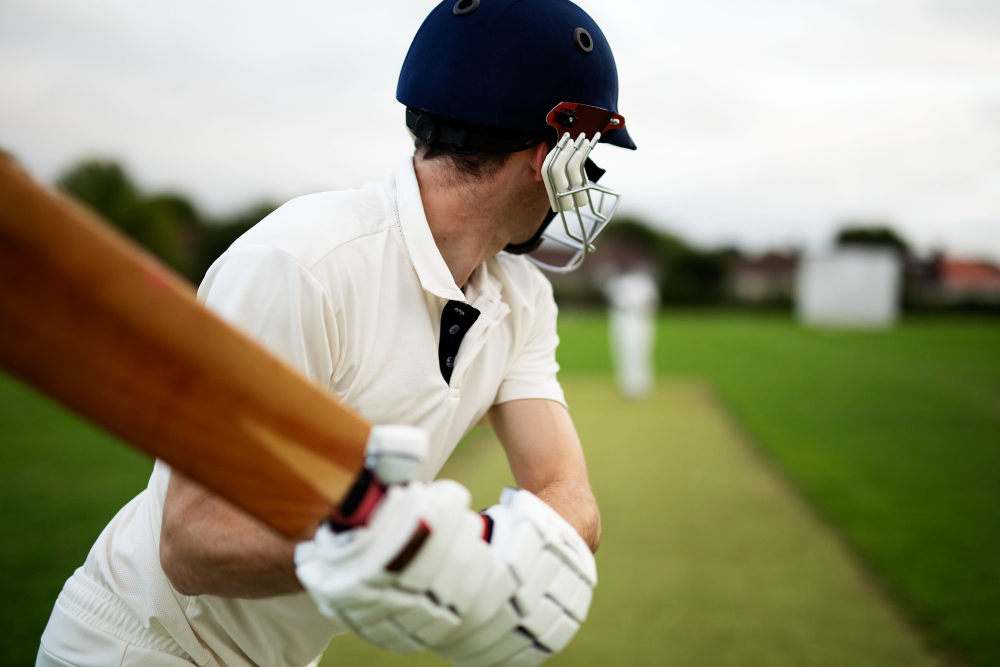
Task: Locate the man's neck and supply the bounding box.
[413,158,521,288]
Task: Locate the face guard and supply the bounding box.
[522,102,625,273]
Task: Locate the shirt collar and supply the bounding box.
[389,156,467,302]
[465,258,504,309]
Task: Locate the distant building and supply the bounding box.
[727,252,798,305]
[904,254,1000,308]
[796,248,902,328]
[938,258,1000,304]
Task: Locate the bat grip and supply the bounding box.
[325,470,493,576]
[327,469,387,531]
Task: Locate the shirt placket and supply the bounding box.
[447,295,509,398]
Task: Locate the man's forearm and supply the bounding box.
[536,478,601,553]
[160,471,304,598]
[490,399,602,552]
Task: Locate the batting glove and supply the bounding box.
[431,488,597,667]
[295,425,517,654]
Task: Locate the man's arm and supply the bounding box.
[488,398,601,552]
[160,469,303,598]
[158,246,334,599]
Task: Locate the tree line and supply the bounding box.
[57,159,734,303]
[61,158,971,312]
[57,160,277,284]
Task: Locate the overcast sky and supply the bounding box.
[2,0,999,260]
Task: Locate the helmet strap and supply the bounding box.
[504,210,556,256]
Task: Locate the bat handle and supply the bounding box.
[325,468,432,575]
[327,470,493,541]
[327,424,428,530]
[326,469,387,531]
[325,467,491,576]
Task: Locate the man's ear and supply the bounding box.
[530,142,551,182]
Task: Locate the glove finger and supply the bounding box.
[536,613,579,653]
[506,492,596,586]
[543,563,577,614]
[498,520,544,585]
[338,587,414,626]
[355,617,423,654]
[464,596,573,667]
[396,481,471,591]
[454,630,533,667]
[427,511,488,607]
[329,480,457,589]
[445,561,518,646]
[512,550,560,617]
[564,579,593,623]
[393,595,462,645]
[315,578,385,612]
[446,538,494,617]
[517,596,561,641]
[435,600,520,661]
[493,646,550,667]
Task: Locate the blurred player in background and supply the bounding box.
[604,271,659,400]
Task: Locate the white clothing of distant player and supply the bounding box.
[38,157,567,667]
[603,271,659,400]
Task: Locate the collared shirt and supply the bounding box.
[72,157,565,667]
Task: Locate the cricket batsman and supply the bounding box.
[36,1,635,665]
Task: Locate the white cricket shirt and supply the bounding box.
[59,157,566,667]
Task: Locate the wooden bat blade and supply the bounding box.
[0,153,371,540]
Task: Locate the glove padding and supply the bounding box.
[295,479,517,654]
[431,488,597,667]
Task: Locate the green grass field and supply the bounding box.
[558,313,1000,665]
[1,313,997,666]
[320,380,937,667]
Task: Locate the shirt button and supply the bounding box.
[449,324,460,334]
[453,307,465,316]
[446,356,455,368]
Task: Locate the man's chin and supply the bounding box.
[508,231,537,247]
[509,216,550,247]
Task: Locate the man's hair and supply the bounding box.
[413,137,514,181]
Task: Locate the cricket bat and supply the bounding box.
[0,152,371,540]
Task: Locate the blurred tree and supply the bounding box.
[57,159,275,283]
[57,161,198,278]
[56,161,139,225]
[195,202,277,279]
[602,218,727,305]
[836,224,909,254]
[661,250,727,304]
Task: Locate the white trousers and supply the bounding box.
[609,307,655,400]
[37,571,327,667]
[37,599,195,667]
[37,596,326,667]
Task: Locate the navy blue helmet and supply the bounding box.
[397,0,635,153]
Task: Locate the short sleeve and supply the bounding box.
[197,246,339,389]
[494,277,566,407]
